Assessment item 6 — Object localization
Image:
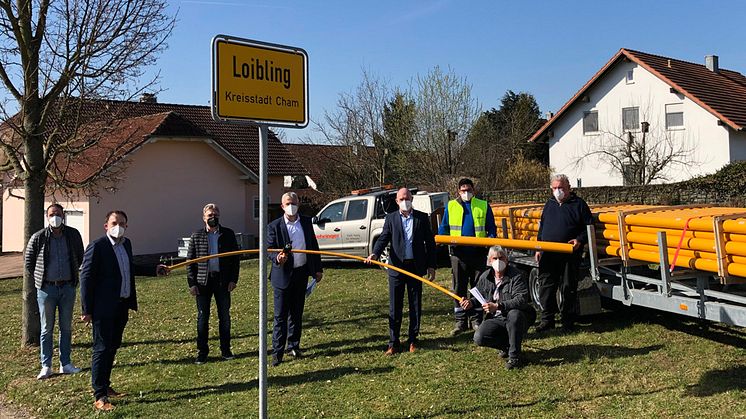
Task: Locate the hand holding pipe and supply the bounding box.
[166,248,462,302]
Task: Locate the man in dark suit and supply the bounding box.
[187,203,240,364]
[79,210,166,411]
[266,191,323,367]
[366,187,436,355]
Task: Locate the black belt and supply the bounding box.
[44,280,72,285]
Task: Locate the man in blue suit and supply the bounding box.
[367,187,436,355]
[267,191,323,367]
[79,210,166,411]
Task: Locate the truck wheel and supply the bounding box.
[378,245,391,270]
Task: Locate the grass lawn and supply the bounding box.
[1,260,745,418]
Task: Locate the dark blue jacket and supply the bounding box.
[372,210,436,276]
[79,236,156,319]
[267,215,323,290]
[537,193,593,246]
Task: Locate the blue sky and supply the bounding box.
[156,0,746,142]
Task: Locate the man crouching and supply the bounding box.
[459,245,536,369]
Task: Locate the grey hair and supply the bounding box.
[203,203,220,214]
[550,173,570,186]
[488,245,506,259]
[282,191,299,202]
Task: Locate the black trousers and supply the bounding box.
[538,251,581,325]
[91,301,129,400]
[196,273,232,356]
[388,260,422,348]
[451,250,486,324]
[473,309,535,359]
[272,265,309,357]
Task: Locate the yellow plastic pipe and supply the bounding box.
[435,235,574,253]
[167,248,462,302]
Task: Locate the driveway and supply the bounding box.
[0,253,23,279]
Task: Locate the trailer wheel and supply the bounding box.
[529,267,563,312]
[529,268,542,309]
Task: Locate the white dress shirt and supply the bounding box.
[108,235,131,298]
[284,215,307,268]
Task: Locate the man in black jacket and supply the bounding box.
[534,174,592,332]
[80,210,166,411]
[187,203,240,364]
[459,245,536,369]
[366,187,437,355]
[267,192,323,366]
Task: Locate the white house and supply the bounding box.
[530,48,746,187]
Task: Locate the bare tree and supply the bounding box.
[411,66,481,188]
[0,0,175,346]
[573,118,696,185]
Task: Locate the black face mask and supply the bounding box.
[207,217,219,228]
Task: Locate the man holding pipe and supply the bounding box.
[367,187,437,355]
[535,174,592,332]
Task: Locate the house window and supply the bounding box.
[665,103,684,129]
[253,197,260,219]
[622,107,639,131]
[626,70,634,84]
[583,111,599,134]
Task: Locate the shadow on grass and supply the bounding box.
[685,365,746,397]
[304,334,390,356]
[596,303,746,348]
[524,343,664,366]
[131,365,395,404]
[71,333,258,349]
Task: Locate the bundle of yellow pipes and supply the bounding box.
[489,202,746,280]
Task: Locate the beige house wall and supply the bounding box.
[2,189,91,252]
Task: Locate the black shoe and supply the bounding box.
[505,358,521,370]
[498,349,509,359]
[221,351,235,360]
[286,348,303,358]
[271,354,282,367]
[535,322,555,333]
[195,354,208,365]
[451,322,468,336]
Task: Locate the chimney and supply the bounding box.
[545,111,554,119]
[705,55,719,73]
[139,93,157,103]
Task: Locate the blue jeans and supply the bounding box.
[37,282,76,367]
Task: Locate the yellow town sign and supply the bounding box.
[212,35,308,127]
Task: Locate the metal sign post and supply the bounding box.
[258,124,268,416]
[211,34,308,419]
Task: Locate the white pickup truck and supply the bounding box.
[312,186,448,262]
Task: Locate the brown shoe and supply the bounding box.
[94,397,114,411]
[409,343,417,353]
[384,346,397,356]
[107,387,125,398]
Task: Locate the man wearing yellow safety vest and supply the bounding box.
[439,178,497,335]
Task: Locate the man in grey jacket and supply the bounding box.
[24,203,84,379]
[459,245,536,369]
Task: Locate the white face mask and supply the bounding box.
[108,225,125,239]
[492,259,507,273]
[399,200,412,212]
[48,216,63,228]
[553,188,565,202]
[284,204,299,217]
[460,191,473,202]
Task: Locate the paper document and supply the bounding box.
[469,287,487,305]
[305,278,318,298]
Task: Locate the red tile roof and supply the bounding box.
[530,48,746,142]
[284,143,375,181]
[4,99,307,184]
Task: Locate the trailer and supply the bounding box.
[494,205,746,327]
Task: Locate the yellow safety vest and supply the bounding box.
[448,197,487,237]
